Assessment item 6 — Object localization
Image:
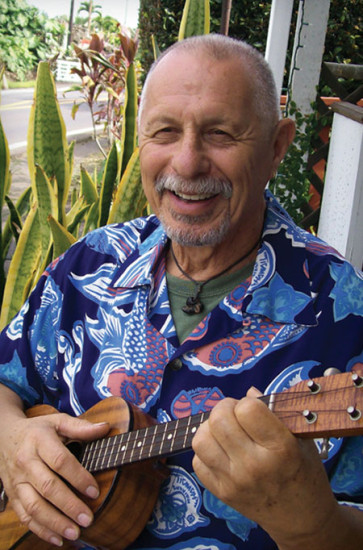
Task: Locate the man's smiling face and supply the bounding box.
[138,50,279,248]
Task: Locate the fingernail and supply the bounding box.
[248,386,263,397]
[64,527,78,540]
[77,512,92,528]
[86,485,99,498]
[50,536,63,547]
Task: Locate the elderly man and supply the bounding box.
[0,34,362,550]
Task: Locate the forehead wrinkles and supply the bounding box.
[143,52,239,107]
[141,61,254,132]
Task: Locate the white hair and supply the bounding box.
[138,34,281,133]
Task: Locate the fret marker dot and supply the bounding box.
[121,446,126,451]
[137,442,142,447]
[167,434,172,440]
[191,427,197,433]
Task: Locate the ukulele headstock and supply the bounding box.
[267,371,363,439]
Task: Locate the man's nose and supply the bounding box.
[170,133,210,178]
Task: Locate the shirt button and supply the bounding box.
[168,358,183,371]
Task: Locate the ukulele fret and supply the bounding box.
[103,436,113,470]
[148,423,158,458]
[127,430,139,463]
[137,428,147,461]
[158,423,168,456]
[85,438,104,472]
[80,371,363,474]
[169,418,179,454]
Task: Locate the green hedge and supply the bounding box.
[138,0,362,85]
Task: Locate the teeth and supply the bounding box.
[174,191,216,201]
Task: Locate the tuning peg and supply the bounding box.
[352,373,363,387]
[319,438,330,460]
[302,409,317,424]
[347,405,362,421]
[323,367,341,377]
[307,379,321,394]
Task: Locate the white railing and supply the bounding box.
[318,102,363,270]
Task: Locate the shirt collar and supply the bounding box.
[110,195,318,326]
[245,191,318,326]
[110,218,168,289]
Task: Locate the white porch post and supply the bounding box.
[318,103,363,269]
[265,0,294,96]
[289,0,331,116]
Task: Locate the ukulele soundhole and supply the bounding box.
[66,440,84,462]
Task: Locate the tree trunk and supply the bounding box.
[220,0,232,35]
[88,0,93,36]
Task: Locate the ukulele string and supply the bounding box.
[261,382,357,406]
[83,383,359,470]
[82,414,210,470]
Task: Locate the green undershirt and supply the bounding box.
[166,262,254,343]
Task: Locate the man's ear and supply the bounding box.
[270,118,296,178]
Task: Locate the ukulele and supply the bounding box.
[0,370,362,550]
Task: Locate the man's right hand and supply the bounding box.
[0,384,109,547]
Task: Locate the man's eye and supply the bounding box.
[157,127,175,134]
[152,127,177,140]
[207,129,233,142]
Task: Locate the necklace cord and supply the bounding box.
[169,235,261,314]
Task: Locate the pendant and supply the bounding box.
[182,295,204,315]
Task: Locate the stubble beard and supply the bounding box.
[155,174,232,247]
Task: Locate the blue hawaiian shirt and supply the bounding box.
[1,191,363,550]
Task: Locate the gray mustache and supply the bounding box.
[155,174,233,199]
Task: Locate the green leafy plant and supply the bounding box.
[269,100,320,225]
[0,61,146,329]
[0,0,211,328]
[0,0,65,81]
[68,29,139,155]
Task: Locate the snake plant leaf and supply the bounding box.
[66,195,86,226]
[0,115,9,302]
[120,62,138,176]
[48,215,77,259]
[4,195,23,242]
[82,198,100,236]
[0,117,10,212]
[2,188,32,259]
[27,62,70,225]
[178,0,210,40]
[98,140,120,227]
[151,35,161,60]
[108,148,147,224]
[0,203,41,330]
[33,164,58,267]
[68,140,75,183]
[80,166,99,205]
[67,203,90,237]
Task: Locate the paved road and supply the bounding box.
[0,84,99,153]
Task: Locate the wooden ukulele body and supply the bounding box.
[0,397,169,550]
[1,370,362,549]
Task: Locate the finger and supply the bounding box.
[53,414,110,442]
[192,413,229,468]
[11,482,82,546]
[23,450,95,528]
[246,385,263,398]
[234,396,297,451]
[36,435,100,500]
[205,398,255,459]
